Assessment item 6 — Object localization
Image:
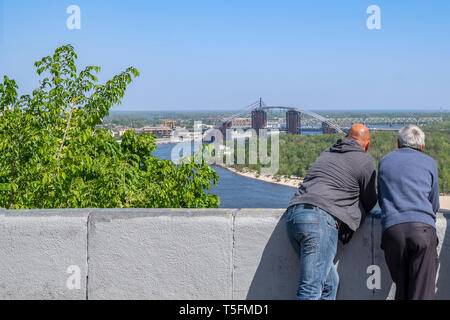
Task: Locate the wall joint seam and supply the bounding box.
[86,210,91,300]
[231,210,238,300]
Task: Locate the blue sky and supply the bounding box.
[0,0,449,111]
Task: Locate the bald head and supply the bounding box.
[348,124,370,141]
[347,124,371,152]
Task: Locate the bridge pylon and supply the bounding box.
[251,109,267,135]
[286,110,301,134]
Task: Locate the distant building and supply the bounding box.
[137,127,173,137]
[286,110,300,134]
[322,122,338,134]
[106,126,128,137]
[172,128,203,142]
[231,118,251,127]
[267,121,280,129]
[251,109,267,134]
[163,120,176,129]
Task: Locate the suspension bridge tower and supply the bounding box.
[286,110,301,134]
[251,98,267,135]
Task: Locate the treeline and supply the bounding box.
[232,126,450,194]
[102,110,233,128]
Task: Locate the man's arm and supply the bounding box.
[377,163,382,206]
[360,161,378,213]
[429,162,440,213]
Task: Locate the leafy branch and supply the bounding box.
[0,45,220,209]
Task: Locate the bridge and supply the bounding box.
[218,99,444,138]
[219,99,345,138]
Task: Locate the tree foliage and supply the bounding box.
[0,45,219,209]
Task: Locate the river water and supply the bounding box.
[152,125,401,209]
[152,143,297,208]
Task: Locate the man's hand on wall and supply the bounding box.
[339,224,354,245]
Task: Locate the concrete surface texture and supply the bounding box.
[0,209,88,299]
[0,208,449,300]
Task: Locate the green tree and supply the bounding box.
[0,45,219,209]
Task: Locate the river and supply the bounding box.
[152,125,403,209]
[152,143,297,208]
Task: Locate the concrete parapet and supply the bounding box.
[87,209,235,300]
[0,208,448,299]
[0,209,88,300]
[233,209,299,299]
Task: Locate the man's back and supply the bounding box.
[378,147,440,232]
[288,137,377,231]
[378,125,440,300]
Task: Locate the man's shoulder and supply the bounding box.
[419,152,438,165]
[357,151,376,168]
[380,148,437,169]
[322,148,374,165]
[379,150,396,165]
[420,153,439,173]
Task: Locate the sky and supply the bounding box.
[0,0,449,111]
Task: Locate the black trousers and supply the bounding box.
[381,222,439,300]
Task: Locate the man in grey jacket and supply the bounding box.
[285,124,377,300]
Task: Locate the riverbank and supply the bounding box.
[155,138,179,145]
[155,138,203,145]
[214,164,302,188]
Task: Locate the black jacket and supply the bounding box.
[288,137,377,231]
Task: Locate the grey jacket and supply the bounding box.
[288,137,377,231]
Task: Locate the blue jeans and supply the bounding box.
[285,204,339,300]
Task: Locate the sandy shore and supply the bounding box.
[155,138,202,145]
[155,138,180,145]
[440,196,450,211]
[214,164,302,188]
[215,164,450,210]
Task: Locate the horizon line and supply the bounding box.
[110,108,449,113]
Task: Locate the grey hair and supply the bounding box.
[398,125,425,150]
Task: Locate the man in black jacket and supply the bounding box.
[285,124,377,300]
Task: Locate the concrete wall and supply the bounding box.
[0,208,449,300]
[0,209,88,299]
